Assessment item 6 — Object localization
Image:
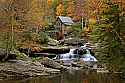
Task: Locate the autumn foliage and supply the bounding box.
[66,0,75,17]
[56,3,63,16]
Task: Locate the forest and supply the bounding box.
[0,0,125,82]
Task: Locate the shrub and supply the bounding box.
[38,32,49,44]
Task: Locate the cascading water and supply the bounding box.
[59,48,76,59]
[55,46,97,66]
[69,49,76,54]
[80,49,97,62]
[56,48,77,66]
[86,49,90,54]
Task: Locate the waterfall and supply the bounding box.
[55,47,97,61]
[86,49,91,54]
[54,47,97,66]
[60,49,76,59]
[69,49,76,54]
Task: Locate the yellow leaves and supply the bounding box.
[83,0,104,16]
[25,0,43,26]
[84,27,92,33]
[56,4,63,16]
[67,0,74,17]
[99,24,113,32]
[89,16,97,24]
[105,24,113,32]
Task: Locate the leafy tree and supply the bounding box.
[25,0,44,29]
[0,0,47,56]
[91,1,125,72]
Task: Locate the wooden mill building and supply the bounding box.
[55,16,74,40]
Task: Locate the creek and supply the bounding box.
[0,70,124,83]
[0,46,124,83]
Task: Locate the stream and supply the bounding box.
[0,70,124,83]
[0,46,124,83]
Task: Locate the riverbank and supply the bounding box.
[0,59,60,80]
[0,57,89,80]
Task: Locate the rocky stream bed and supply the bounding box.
[0,57,88,80]
[0,38,94,80]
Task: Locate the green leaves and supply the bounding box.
[39,32,49,44]
[91,2,125,72]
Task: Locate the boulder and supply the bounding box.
[0,48,16,61]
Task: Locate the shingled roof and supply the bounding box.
[58,16,74,25]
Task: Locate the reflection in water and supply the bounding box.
[0,70,125,83]
[82,79,88,83]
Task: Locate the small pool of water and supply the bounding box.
[0,70,125,83]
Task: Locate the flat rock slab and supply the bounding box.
[0,60,60,80]
[39,57,65,70]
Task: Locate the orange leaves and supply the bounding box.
[20,43,41,52]
[47,0,52,7]
[73,16,81,22]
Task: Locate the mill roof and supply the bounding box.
[58,16,74,25]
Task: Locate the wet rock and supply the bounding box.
[0,48,6,60]
[71,61,87,68]
[45,68,60,74]
[0,48,16,61]
[39,57,65,70]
